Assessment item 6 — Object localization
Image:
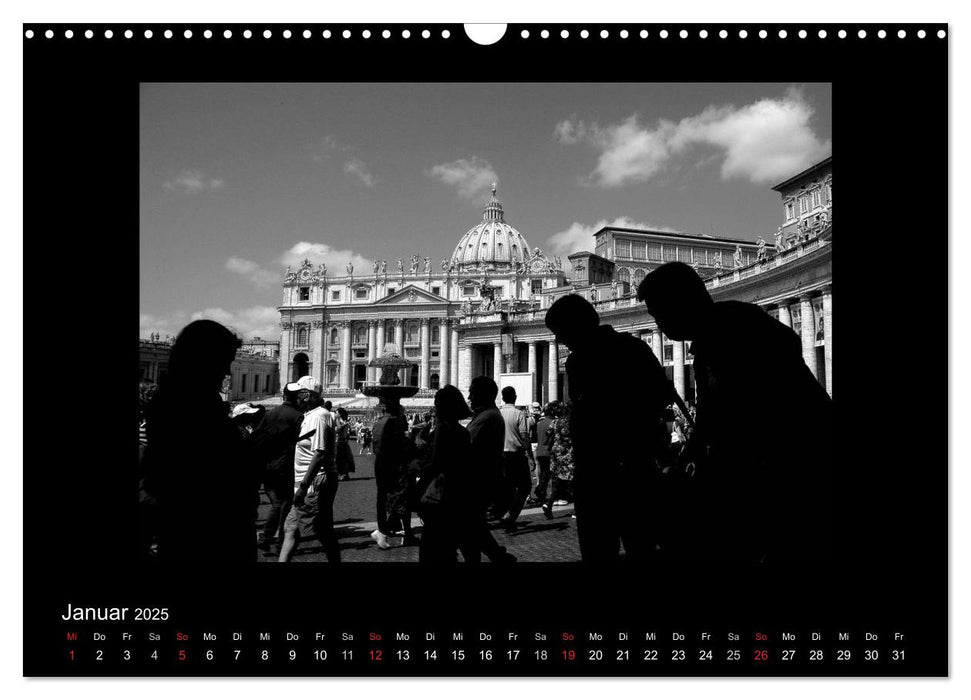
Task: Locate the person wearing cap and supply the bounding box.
[278,376,341,563]
[230,403,265,437]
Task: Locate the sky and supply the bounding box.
[140,82,831,341]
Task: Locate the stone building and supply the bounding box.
[773,155,832,249]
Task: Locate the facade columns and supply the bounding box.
[367,320,378,384]
[450,322,460,387]
[652,329,663,362]
[527,341,538,400]
[458,345,472,397]
[419,319,431,390]
[799,293,818,379]
[439,319,451,390]
[822,287,833,396]
[340,321,352,390]
[547,340,559,404]
[672,339,686,398]
[375,321,386,362]
[777,301,792,328]
[395,319,406,385]
[493,341,503,382]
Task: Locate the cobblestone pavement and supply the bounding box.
[256,448,580,563]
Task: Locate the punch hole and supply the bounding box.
[464,24,507,46]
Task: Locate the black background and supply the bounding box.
[23,23,948,677]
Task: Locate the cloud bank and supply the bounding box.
[163,170,226,193]
[427,156,498,200]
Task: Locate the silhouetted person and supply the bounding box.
[142,320,259,562]
[371,398,415,549]
[546,294,669,563]
[637,261,833,561]
[498,386,535,530]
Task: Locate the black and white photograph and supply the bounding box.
[138,82,834,564]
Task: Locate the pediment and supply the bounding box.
[376,284,448,305]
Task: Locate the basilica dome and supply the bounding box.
[449,184,531,271]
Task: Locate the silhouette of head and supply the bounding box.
[469,376,499,409]
[324,400,333,411]
[337,406,348,420]
[167,320,241,393]
[435,384,472,423]
[545,294,600,350]
[501,386,517,404]
[637,262,714,341]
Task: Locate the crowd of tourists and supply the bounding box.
[139,261,832,564]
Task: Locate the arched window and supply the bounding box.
[386,322,395,344]
[431,325,440,344]
[430,373,440,390]
[354,323,368,345]
[292,353,309,381]
[618,268,631,285]
[406,323,419,343]
[329,327,339,346]
[633,268,646,287]
[296,324,309,347]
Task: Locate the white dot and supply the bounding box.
[877,29,886,38]
[838,29,847,38]
[560,30,569,39]
[441,29,450,38]
[679,29,688,39]
[223,30,232,39]
[363,29,371,39]
[660,29,668,39]
[580,29,589,39]
[283,29,292,38]
[323,30,331,38]
[739,29,748,38]
[858,29,867,38]
[124,30,133,39]
[520,29,529,38]
[243,29,252,39]
[422,29,430,38]
[938,29,946,38]
[264,29,272,39]
[104,29,113,38]
[84,29,93,39]
[720,29,728,39]
[778,29,787,39]
[759,29,767,38]
[65,29,73,39]
[918,29,926,38]
[600,29,609,39]
[303,29,311,38]
[342,30,351,39]
[45,29,53,38]
[402,29,410,39]
[143,30,152,39]
[699,29,707,39]
[798,29,807,39]
[818,29,827,39]
[639,30,648,38]
[541,29,549,39]
[204,29,213,38]
[184,29,193,39]
[164,29,173,39]
[620,29,628,39]
[25,29,33,39]
[897,29,906,38]
[382,29,390,38]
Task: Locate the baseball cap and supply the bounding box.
[231,403,262,419]
[286,375,322,394]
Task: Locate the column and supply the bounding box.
[493,341,503,382]
[450,321,460,387]
[652,329,663,362]
[419,318,431,390]
[311,321,325,386]
[799,293,818,379]
[458,345,472,397]
[367,320,378,384]
[395,319,406,385]
[439,319,450,389]
[672,339,686,398]
[777,301,792,327]
[340,321,352,390]
[822,286,833,396]
[547,339,559,404]
[527,341,537,401]
[376,320,386,356]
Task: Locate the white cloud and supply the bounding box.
[189,306,281,341]
[343,157,376,187]
[427,156,498,199]
[280,241,373,275]
[139,312,188,341]
[546,217,681,256]
[163,169,226,193]
[557,90,831,187]
[225,256,278,288]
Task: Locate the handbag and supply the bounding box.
[419,474,445,506]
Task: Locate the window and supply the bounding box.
[432,286,441,296]
[811,189,822,208]
[618,268,631,285]
[265,375,271,392]
[531,278,543,295]
[648,243,662,261]
[331,290,340,301]
[786,202,795,220]
[354,350,367,359]
[678,247,691,262]
[431,325,440,344]
[615,239,631,258]
[355,287,368,300]
[241,374,247,393]
[354,324,368,345]
[329,327,338,346]
[631,241,646,260]
[387,287,396,296]
[463,284,476,296]
[664,345,674,363]
[296,324,309,347]
[663,245,676,262]
[299,286,310,301]
[406,323,419,343]
[633,268,646,287]
[386,325,395,344]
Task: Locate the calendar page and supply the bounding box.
[22,21,947,678]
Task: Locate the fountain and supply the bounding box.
[363,343,419,409]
